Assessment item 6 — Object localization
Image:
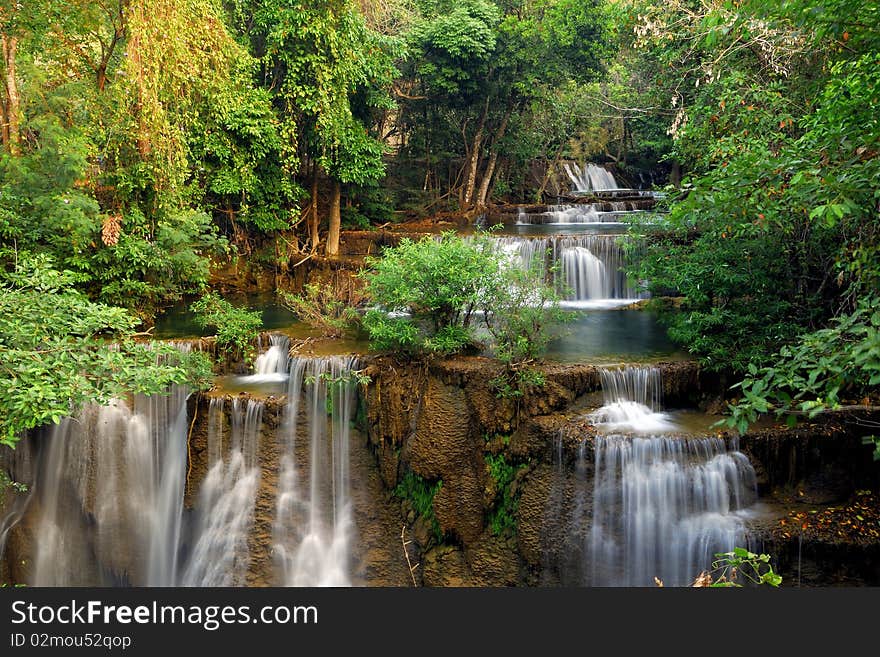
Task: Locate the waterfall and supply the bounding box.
[588,366,674,433]
[516,204,621,225]
[579,366,758,586]
[273,355,358,586]
[30,384,190,586]
[587,435,758,586]
[492,235,645,303]
[564,163,618,192]
[243,334,290,383]
[181,398,263,586]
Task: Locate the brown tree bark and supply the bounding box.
[325,178,342,257]
[476,106,512,207]
[462,99,489,209]
[309,163,320,253]
[2,35,20,155]
[670,159,681,188]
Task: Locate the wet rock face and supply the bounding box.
[408,378,484,545]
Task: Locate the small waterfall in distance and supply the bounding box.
[493,235,645,303]
[572,366,759,586]
[273,355,359,586]
[564,162,618,192]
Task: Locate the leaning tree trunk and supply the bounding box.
[476,151,499,208]
[462,99,489,209]
[325,179,341,257]
[309,163,320,253]
[476,106,512,207]
[2,35,20,155]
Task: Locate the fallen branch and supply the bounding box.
[400,524,419,587]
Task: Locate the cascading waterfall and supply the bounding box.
[181,398,263,586]
[589,366,673,433]
[242,334,290,383]
[564,162,618,192]
[587,435,758,586]
[273,355,359,586]
[492,235,646,303]
[516,204,623,225]
[30,384,190,586]
[580,366,759,586]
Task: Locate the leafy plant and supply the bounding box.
[484,453,522,537]
[394,470,443,543]
[359,231,500,355]
[0,254,213,446]
[360,230,567,362]
[489,368,547,401]
[190,293,263,363]
[692,548,782,588]
[0,471,28,508]
[724,296,880,434]
[280,282,360,338]
[483,252,569,368]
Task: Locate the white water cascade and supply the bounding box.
[564,162,618,192]
[493,235,646,305]
[242,333,290,384]
[30,384,190,586]
[273,355,359,586]
[587,435,758,586]
[581,366,759,586]
[589,366,674,433]
[181,398,263,586]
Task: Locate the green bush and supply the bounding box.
[280,282,359,338]
[483,257,568,367]
[360,230,566,362]
[359,232,500,354]
[0,254,213,446]
[190,293,263,363]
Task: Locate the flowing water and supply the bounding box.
[181,398,263,586]
[564,162,619,192]
[30,384,190,586]
[16,337,361,587]
[516,204,626,225]
[273,355,359,586]
[563,366,760,586]
[589,366,675,433]
[587,434,758,586]
[493,235,647,304]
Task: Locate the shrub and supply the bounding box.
[280,282,359,338]
[359,231,500,354]
[190,293,262,363]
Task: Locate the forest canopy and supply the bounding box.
[0,0,877,444]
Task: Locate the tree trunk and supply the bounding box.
[309,164,320,253]
[325,179,341,257]
[476,151,499,208]
[462,99,489,209]
[670,159,681,188]
[2,35,21,155]
[476,106,512,207]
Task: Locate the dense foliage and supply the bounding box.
[0,254,212,446]
[615,0,880,435]
[360,231,565,362]
[2,0,878,447]
[190,293,263,363]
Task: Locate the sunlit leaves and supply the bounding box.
[0,255,213,447]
